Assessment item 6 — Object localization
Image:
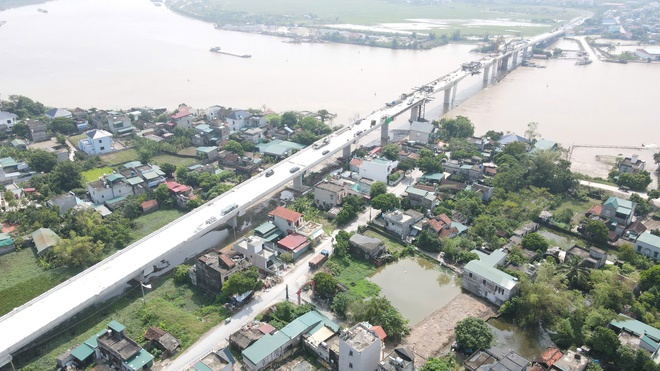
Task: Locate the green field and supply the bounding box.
[15,278,230,370]
[151,153,198,167]
[100,149,139,166]
[327,258,380,298]
[81,167,114,183]
[131,209,186,242]
[0,249,78,316]
[183,0,585,36]
[68,133,87,148]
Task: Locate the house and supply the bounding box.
[143,327,180,356]
[269,206,303,234]
[348,234,387,262]
[64,328,114,369]
[242,311,339,371]
[426,214,468,240]
[530,347,563,370]
[256,139,305,158]
[464,350,529,371]
[624,220,647,241]
[314,181,347,209]
[381,209,424,240]
[358,158,398,183]
[190,250,249,294]
[379,347,415,371]
[565,245,607,269]
[196,146,219,161]
[26,119,49,142]
[618,154,645,174]
[601,196,636,227]
[78,129,114,155]
[635,48,660,61]
[252,222,284,246]
[276,233,310,260]
[551,349,589,371]
[165,181,193,209]
[339,322,383,371]
[462,249,519,306]
[31,228,60,256]
[207,105,232,121]
[466,182,494,202]
[10,139,27,150]
[404,185,438,209]
[635,231,660,260]
[242,127,265,144]
[229,323,268,352]
[45,108,72,120]
[227,110,250,132]
[234,235,279,273]
[96,321,154,371]
[47,193,78,214]
[498,134,528,147]
[0,111,18,131]
[170,111,193,130]
[192,348,236,371]
[87,174,135,204]
[302,322,341,369]
[610,314,660,356]
[106,114,134,135]
[140,200,159,214]
[418,172,444,184]
[442,159,484,181]
[350,158,364,173]
[0,233,16,256]
[532,139,558,152]
[408,120,436,145]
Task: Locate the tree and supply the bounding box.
[27,150,57,173]
[331,291,359,319]
[558,255,589,288]
[653,151,660,165]
[224,140,244,155]
[584,220,608,244]
[438,115,474,141]
[317,109,331,123]
[589,326,619,359]
[50,161,83,192]
[281,112,298,128]
[617,171,652,191]
[640,265,660,291]
[370,181,387,199]
[3,95,46,118]
[421,356,457,371]
[498,141,528,160]
[50,117,77,135]
[630,193,652,216]
[313,272,338,300]
[381,144,400,161]
[174,264,190,284]
[521,233,549,253]
[222,268,261,296]
[524,122,540,143]
[159,162,176,178]
[11,122,31,138]
[51,234,105,268]
[357,296,409,341]
[154,183,173,208]
[371,193,400,211]
[454,317,495,351]
[397,158,416,172]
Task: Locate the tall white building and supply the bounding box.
[339,323,382,371]
[357,158,398,183]
[78,129,114,155]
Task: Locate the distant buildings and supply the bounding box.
[618,154,645,174]
[462,249,519,306]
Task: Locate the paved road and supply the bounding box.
[578,180,659,207]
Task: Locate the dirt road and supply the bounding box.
[402,293,497,363]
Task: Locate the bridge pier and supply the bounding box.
[293,174,303,191]
[523,46,529,60]
[443,85,453,105]
[343,145,351,159]
[452,82,458,101]
[512,51,519,67]
[381,122,389,147]
[499,56,509,71]
[409,105,420,123]
[482,63,490,82]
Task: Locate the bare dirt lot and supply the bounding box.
[401,293,497,364]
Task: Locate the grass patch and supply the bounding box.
[131,209,186,242]
[100,149,139,166]
[68,133,87,148]
[151,153,198,167]
[176,147,198,157]
[0,249,80,316]
[362,229,405,254]
[81,167,114,183]
[14,278,230,370]
[327,258,380,298]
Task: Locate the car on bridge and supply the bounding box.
[290,166,300,173]
[221,203,239,216]
[322,150,330,155]
[265,169,274,177]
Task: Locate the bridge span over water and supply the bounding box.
[0,16,584,367]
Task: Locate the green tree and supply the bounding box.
[558,255,589,289]
[281,112,298,128]
[589,326,619,359]
[11,122,31,138]
[4,95,46,118]
[438,115,474,141]
[50,161,83,192]
[617,171,652,191]
[371,193,400,211]
[331,291,358,319]
[521,233,549,253]
[27,150,58,173]
[51,234,105,268]
[313,272,339,300]
[640,265,660,291]
[174,264,190,284]
[417,149,444,173]
[154,183,173,208]
[397,158,416,172]
[381,144,400,161]
[50,117,77,135]
[222,268,261,296]
[498,141,528,160]
[630,193,652,216]
[224,140,244,155]
[159,162,176,178]
[421,356,457,371]
[370,181,387,199]
[454,317,495,351]
[584,220,608,244]
[357,296,409,341]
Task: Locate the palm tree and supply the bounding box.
[558,255,590,288]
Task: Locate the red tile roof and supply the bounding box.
[171,111,191,119]
[141,200,158,210]
[269,206,302,222]
[258,323,276,335]
[535,347,563,367]
[370,326,387,341]
[427,218,445,233]
[436,214,452,226]
[438,226,458,239]
[587,204,602,216]
[350,158,363,167]
[277,233,309,252]
[165,181,191,194]
[218,253,236,269]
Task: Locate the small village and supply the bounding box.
[1,94,660,371]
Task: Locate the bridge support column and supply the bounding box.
[512,51,519,67]
[409,105,420,123]
[293,174,303,191]
[343,145,351,159]
[443,86,452,104]
[523,46,529,60]
[500,56,509,71]
[381,122,389,147]
[452,82,458,101]
[227,216,238,228]
[482,63,490,82]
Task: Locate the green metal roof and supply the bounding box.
[71,343,94,362]
[611,314,660,343]
[254,222,278,236]
[533,139,557,151]
[406,186,432,197]
[263,231,284,243]
[642,334,660,352]
[125,348,154,371]
[0,157,19,168]
[126,177,144,186]
[106,173,125,183]
[451,222,468,235]
[638,232,660,248]
[193,362,213,371]
[0,233,14,247]
[242,330,290,366]
[464,260,518,290]
[123,161,142,169]
[108,320,126,333]
[117,127,135,134]
[141,171,160,180]
[197,146,217,153]
[421,172,444,181]
[105,196,127,205]
[603,196,634,212]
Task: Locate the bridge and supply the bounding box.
[0,16,585,368]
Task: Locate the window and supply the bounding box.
[349,363,353,368]
[100,147,105,151]
[483,279,486,285]
[655,252,658,259]
[349,351,353,357]
[98,139,102,143]
[638,246,642,252]
[469,272,472,278]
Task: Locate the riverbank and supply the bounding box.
[0,0,49,11]
[401,293,497,364]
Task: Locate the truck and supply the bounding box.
[312,137,330,149]
[308,250,330,269]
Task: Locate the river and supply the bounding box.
[0,0,657,148]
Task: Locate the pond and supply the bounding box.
[487,317,555,360]
[368,257,461,325]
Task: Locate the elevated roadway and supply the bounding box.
[0,16,586,367]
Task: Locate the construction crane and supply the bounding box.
[297,281,316,305]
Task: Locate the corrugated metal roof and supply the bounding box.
[464,260,518,290]
[31,228,60,255]
[611,314,660,343]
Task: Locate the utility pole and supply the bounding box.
[140,282,152,305]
